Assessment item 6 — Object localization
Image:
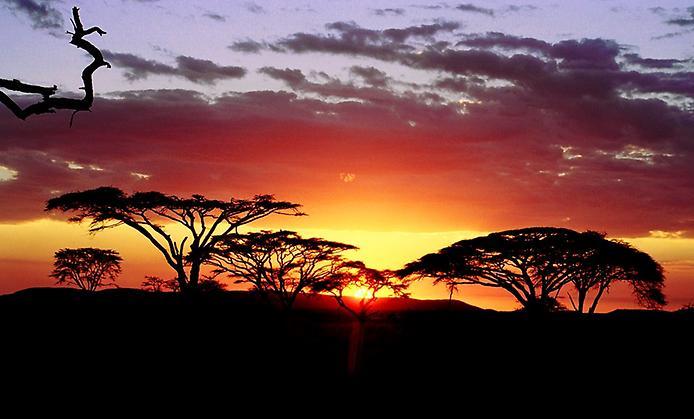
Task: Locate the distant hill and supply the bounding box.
[0,287,482,313]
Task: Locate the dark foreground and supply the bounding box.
[2,288,693,386]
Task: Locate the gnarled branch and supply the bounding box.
[0,7,110,126]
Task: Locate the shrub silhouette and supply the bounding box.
[50,248,122,291]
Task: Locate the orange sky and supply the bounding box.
[1,219,691,311]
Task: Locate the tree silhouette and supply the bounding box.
[207,230,356,310]
[46,187,303,294]
[50,247,122,291]
[197,278,228,293]
[566,233,665,313]
[311,261,410,376]
[0,7,110,126]
[141,275,180,293]
[401,227,594,313]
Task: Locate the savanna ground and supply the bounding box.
[2,287,692,386]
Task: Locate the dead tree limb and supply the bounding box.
[0,7,110,126]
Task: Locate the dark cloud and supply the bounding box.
[410,4,446,10]
[244,1,265,14]
[258,67,306,88]
[622,53,688,69]
[457,32,551,52]
[504,5,538,13]
[228,40,266,53]
[549,38,621,70]
[455,3,495,16]
[202,12,226,22]
[274,25,694,105]
[276,21,459,59]
[652,28,694,40]
[350,66,389,88]
[373,8,405,16]
[103,51,246,84]
[666,7,694,26]
[0,0,62,30]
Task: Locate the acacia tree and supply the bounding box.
[141,275,180,293]
[206,230,357,309]
[46,187,303,293]
[0,7,110,125]
[50,248,122,291]
[567,233,665,313]
[312,261,409,322]
[401,227,591,313]
[311,261,410,376]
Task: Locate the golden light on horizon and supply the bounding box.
[1,219,693,311]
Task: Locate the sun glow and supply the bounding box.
[351,286,371,299]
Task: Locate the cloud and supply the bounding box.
[666,7,694,26]
[457,32,551,52]
[0,0,62,30]
[276,21,459,60]
[1,80,693,237]
[350,66,389,88]
[373,8,405,16]
[652,28,694,40]
[622,53,688,69]
[244,1,265,14]
[504,5,538,13]
[103,51,246,84]
[229,40,266,53]
[455,3,495,17]
[339,173,356,183]
[3,23,694,238]
[258,67,306,88]
[202,12,226,22]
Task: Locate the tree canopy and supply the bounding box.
[50,247,122,291]
[46,187,303,293]
[566,233,665,313]
[207,230,356,309]
[312,261,410,322]
[401,227,666,313]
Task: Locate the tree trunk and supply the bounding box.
[347,319,365,377]
[577,289,586,314]
[188,260,200,288]
[588,285,606,314]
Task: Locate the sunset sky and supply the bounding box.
[1,0,693,311]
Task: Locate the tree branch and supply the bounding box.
[0,7,110,125]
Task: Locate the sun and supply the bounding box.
[352,286,371,299]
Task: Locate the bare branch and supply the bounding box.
[0,7,110,124]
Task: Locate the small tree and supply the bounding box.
[46,187,303,294]
[50,248,122,291]
[207,230,356,310]
[141,275,180,292]
[312,261,410,376]
[198,278,228,293]
[567,234,666,313]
